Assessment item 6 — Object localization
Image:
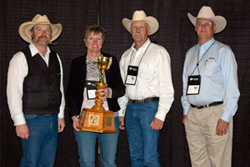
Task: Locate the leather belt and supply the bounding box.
[191,101,223,109]
[130,97,159,104]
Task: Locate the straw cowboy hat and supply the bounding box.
[19,14,62,43]
[187,6,227,33]
[122,10,159,35]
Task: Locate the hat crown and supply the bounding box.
[132,10,147,21]
[197,6,216,19]
[32,14,51,24]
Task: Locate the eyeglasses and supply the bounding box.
[196,22,213,27]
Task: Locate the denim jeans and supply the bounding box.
[74,116,120,167]
[21,114,58,167]
[126,101,161,167]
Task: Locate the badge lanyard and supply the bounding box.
[190,41,215,76]
[187,41,215,95]
[125,42,151,85]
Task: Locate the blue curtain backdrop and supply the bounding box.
[1,0,250,166]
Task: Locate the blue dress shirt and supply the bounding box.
[181,38,240,122]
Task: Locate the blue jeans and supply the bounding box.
[21,114,58,167]
[74,116,120,167]
[126,101,161,167]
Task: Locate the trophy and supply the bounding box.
[77,56,116,133]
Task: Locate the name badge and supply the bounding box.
[86,80,97,100]
[125,65,138,85]
[186,75,201,95]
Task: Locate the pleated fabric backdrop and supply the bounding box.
[1,0,250,166]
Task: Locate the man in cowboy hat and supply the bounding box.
[181,6,240,167]
[7,14,65,166]
[118,10,174,166]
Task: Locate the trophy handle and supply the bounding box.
[107,57,112,70]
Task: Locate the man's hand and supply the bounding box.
[72,116,80,131]
[216,119,229,136]
[150,118,164,131]
[16,124,29,140]
[58,118,65,133]
[182,115,187,125]
[119,116,125,130]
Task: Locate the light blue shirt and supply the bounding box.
[181,38,240,122]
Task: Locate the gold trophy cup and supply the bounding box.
[77,56,116,133]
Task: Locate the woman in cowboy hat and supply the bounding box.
[7,14,65,167]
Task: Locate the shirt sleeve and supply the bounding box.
[154,48,174,121]
[117,53,129,117]
[56,54,65,118]
[219,48,240,122]
[7,52,28,126]
[181,53,191,115]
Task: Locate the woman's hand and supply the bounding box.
[96,88,110,101]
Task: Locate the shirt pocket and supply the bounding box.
[138,64,154,80]
[204,61,219,76]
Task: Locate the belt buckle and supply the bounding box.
[131,99,143,104]
[135,100,143,103]
[195,105,201,109]
[44,114,52,116]
[195,104,209,109]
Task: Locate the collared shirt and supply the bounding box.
[181,38,240,122]
[118,39,174,121]
[7,43,65,126]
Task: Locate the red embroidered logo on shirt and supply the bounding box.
[208,57,215,59]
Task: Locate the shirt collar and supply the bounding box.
[131,38,151,52]
[29,42,51,57]
[198,38,215,52]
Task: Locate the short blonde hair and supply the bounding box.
[83,24,106,41]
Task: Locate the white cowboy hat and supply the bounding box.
[122,10,159,35]
[187,6,227,33]
[18,14,62,43]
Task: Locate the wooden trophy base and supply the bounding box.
[77,80,116,133]
[77,108,116,133]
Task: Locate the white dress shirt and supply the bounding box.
[118,39,174,121]
[7,43,65,126]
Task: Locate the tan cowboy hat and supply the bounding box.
[18,14,62,43]
[122,10,159,35]
[187,6,227,33]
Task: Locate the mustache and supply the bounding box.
[36,36,52,44]
[133,32,142,37]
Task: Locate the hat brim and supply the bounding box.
[187,13,227,33]
[19,21,62,43]
[122,16,159,35]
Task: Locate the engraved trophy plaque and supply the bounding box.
[78,56,116,133]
